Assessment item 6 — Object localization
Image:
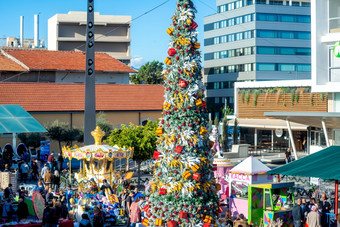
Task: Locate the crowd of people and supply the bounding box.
[292,193,332,227]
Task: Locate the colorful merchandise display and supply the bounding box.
[248,182,295,227]
[145,0,220,226]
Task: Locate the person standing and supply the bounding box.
[3,184,13,200]
[130,197,141,227]
[35,180,45,196]
[41,164,49,180]
[44,169,54,188]
[53,170,60,191]
[285,147,292,164]
[320,193,332,227]
[32,159,39,180]
[307,205,321,227]
[93,207,104,227]
[57,153,64,172]
[100,179,113,197]
[20,161,30,183]
[66,185,73,211]
[17,197,29,221]
[47,152,55,171]
[2,199,14,222]
[46,187,54,202]
[301,198,309,222]
[293,198,303,227]
[79,213,92,227]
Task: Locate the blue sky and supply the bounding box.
[0,0,217,68]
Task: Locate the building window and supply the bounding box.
[221,51,228,58]
[247,0,253,5]
[296,64,311,72]
[296,15,311,23]
[257,47,275,54]
[214,52,220,59]
[255,0,266,4]
[279,47,295,55]
[257,30,276,38]
[228,18,235,26]
[295,32,311,39]
[228,50,235,57]
[214,37,220,44]
[257,63,276,71]
[269,0,283,5]
[292,1,300,6]
[214,22,220,29]
[221,20,227,28]
[221,35,227,43]
[301,2,310,7]
[279,15,295,22]
[245,63,253,72]
[214,82,220,89]
[228,65,236,73]
[256,13,311,23]
[279,64,295,71]
[236,32,243,40]
[280,31,295,39]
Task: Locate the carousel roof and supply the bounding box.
[62,126,133,160]
[230,156,271,175]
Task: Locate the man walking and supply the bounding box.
[57,153,64,172]
[20,161,29,183]
[285,148,292,164]
[293,198,303,227]
[47,152,55,171]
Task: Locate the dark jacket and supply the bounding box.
[79,219,92,227]
[42,207,59,224]
[93,213,104,227]
[17,201,29,220]
[292,204,303,221]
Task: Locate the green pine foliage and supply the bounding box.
[146,1,219,226]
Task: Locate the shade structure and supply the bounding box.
[267,146,340,180]
[230,156,271,175]
[0,105,46,133]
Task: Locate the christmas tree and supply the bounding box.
[144,1,220,226]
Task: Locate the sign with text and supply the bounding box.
[230,173,252,184]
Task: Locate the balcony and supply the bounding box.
[329,17,340,33]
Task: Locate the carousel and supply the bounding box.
[62,126,134,185]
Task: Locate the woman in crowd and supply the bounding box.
[129,197,141,227]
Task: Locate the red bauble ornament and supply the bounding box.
[176,196,179,199]
[168,48,177,57]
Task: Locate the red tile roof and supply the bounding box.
[0,53,28,72]
[0,83,164,112]
[2,49,136,73]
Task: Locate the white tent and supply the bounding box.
[228,156,272,197]
[230,156,271,175]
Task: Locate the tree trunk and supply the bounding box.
[58,140,62,153]
[137,161,142,187]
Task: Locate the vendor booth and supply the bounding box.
[213,158,234,199]
[229,156,272,218]
[62,126,134,185]
[248,182,295,227]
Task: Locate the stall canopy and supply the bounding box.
[267,146,340,180]
[0,105,46,133]
[230,156,271,175]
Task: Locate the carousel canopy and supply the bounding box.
[62,126,133,161]
[230,156,271,175]
[0,105,46,133]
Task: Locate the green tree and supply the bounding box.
[96,112,113,140]
[18,133,46,149]
[233,118,239,145]
[222,116,229,152]
[130,61,164,84]
[214,115,219,129]
[46,120,82,152]
[106,121,157,186]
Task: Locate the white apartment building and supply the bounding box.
[48,11,131,65]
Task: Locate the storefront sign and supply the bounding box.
[275,128,283,138]
[333,42,340,58]
[230,173,251,183]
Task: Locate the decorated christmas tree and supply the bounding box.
[144,1,220,226]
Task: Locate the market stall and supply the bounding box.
[228,156,272,218]
[248,182,295,227]
[62,126,134,184]
[213,158,234,199]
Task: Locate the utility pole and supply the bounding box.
[84,0,96,145]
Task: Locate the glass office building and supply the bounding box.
[204,0,311,118]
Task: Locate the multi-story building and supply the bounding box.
[204,0,311,118]
[311,0,340,142]
[48,11,131,65]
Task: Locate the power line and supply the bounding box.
[0,0,171,82]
